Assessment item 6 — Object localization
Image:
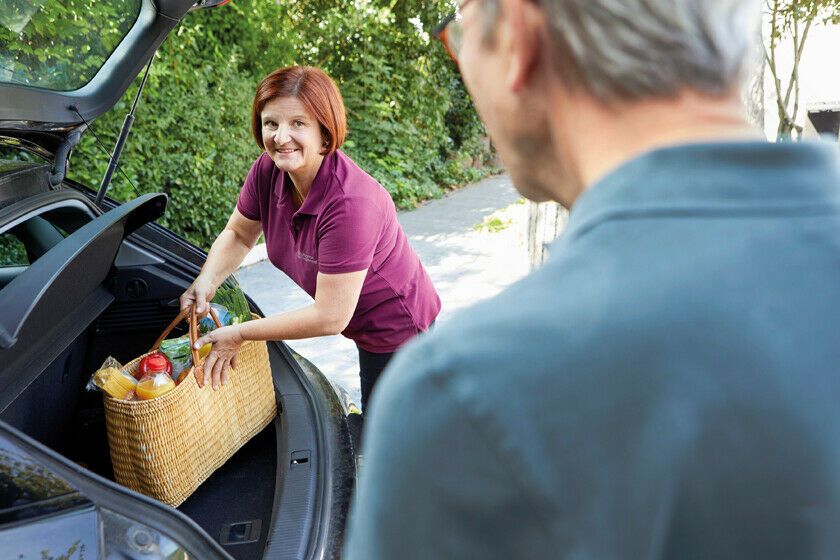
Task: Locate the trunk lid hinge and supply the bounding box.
[48,124,86,188]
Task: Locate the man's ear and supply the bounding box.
[502,0,546,93]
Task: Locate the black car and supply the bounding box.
[0,1,359,558]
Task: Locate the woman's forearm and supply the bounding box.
[200,229,255,287]
[238,305,344,342]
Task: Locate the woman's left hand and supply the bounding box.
[194,325,244,390]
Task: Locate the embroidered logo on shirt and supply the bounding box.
[297,250,317,263]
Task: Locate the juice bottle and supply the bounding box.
[136,373,176,400]
[135,353,176,400]
[135,352,173,380]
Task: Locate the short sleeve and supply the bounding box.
[236,155,265,221]
[317,196,381,274]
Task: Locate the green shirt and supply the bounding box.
[345,141,840,559]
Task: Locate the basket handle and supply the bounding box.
[151,305,222,366]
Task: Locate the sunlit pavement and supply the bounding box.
[237,173,529,404]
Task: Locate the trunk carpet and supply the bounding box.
[177,421,277,560]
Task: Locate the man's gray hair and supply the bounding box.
[484,0,761,102]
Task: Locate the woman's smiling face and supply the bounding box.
[261,96,325,176]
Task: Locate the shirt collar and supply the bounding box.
[555,140,840,250]
[295,151,337,216]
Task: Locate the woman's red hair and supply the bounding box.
[251,66,347,153]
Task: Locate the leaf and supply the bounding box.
[50,0,496,249]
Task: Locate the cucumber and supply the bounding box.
[213,276,251,324]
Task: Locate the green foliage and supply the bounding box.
[0,233,27,266]
[63,0,495,248]
[473,216,512,233]
[0,0,141,91]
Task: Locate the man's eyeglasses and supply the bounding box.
[433,0,476,64]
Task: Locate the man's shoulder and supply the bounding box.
[383,239,687,405]
[386,260,599,390]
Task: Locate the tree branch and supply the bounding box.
[782,5,799,109]
[768,0,793,138]
[790,11,816,137]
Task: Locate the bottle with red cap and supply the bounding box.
[135,352,176,400]
[135,352,173,379]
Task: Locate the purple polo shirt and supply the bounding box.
[237,150,441,353]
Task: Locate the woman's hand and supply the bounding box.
[194,325,244,390]
[181,275,217,316]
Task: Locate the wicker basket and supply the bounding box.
[103,307,276,507]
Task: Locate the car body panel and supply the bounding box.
[0,192,166,375]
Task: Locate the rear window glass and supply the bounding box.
[0,205,91,278]
[0,0,143,91]
[0,234,28,267]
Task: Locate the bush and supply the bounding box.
[67,0,496,249]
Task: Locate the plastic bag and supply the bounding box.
[199,303,234,334]
[88,357,137,401]
[159,335,193,381]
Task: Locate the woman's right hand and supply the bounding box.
[180,276,217,317]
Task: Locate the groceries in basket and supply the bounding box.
[136,371,176,400]
[212,280,252,325]
[87,357,137,401]
[159,336,193,381]
[199,302,234,334]
[159,334,216,383]
[136,352,172,379]
[102,303,275,507]
[135,353,176,400]
[88,354,179,402]
[90,287,251,405]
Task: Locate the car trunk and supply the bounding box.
[0,165,353,559]
[0,182,280,557]
[1,1,353,552]
[0,257,280,559]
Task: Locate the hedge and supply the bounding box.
[60,0,497,249]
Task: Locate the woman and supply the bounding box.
[182,66,440,411]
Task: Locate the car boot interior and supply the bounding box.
[0,164,348,558]
[0,241,278,559]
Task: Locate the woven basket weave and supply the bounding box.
[103,310,276,507]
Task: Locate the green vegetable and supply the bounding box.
[159,336,193,379]
[213,276,251,324]
[160,335,191,359]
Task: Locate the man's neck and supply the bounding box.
[550,89,763,207]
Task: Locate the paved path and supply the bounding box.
[237,173,529,404]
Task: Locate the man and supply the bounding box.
[345,0,840,557]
